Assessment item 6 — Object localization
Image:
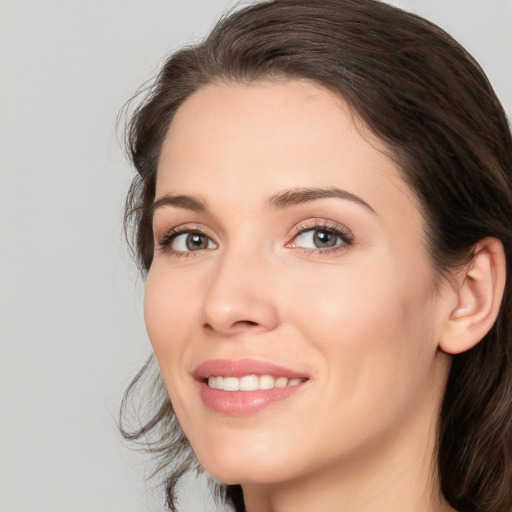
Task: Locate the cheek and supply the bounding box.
[278,261,441,463]
[144,266,198,368]
[144,269,169,353]
[287,256,437,395]
[143,265,208,424]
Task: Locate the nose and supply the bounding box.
[201,249,280,336]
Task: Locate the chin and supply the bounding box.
[204,463,291,487]
[191,434,303,486]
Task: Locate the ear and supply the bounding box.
[439,237,506,355]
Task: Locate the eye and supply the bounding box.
[170,232,217,252]
[287,223,353,252]
[298,229,339,248]
[156,227,218,256]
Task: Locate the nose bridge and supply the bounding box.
[201,240,279,334]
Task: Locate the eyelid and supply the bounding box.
[287,218,353,240]
[285,218,354,250]
[155,223,218,252]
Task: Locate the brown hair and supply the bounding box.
[120,1,512,511]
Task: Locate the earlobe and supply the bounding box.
[439,237,506,355]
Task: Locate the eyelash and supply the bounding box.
[156,225,215,259]
[155,221,354,258]
[287,221,354,254]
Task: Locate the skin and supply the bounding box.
[145,80,460,512]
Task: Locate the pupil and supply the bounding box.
[313,230,337,248]
[186,233,207,250]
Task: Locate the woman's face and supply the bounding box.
[145,80,452,486]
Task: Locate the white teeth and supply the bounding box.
[207,374,305,391]
[275,377,288,388]
[259,375,275,389]
[223,376,240,391]
[239,375,259,391]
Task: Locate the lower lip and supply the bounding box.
[198,381,307,416]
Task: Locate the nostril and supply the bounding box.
[233,320,259,327]
[203,323,215,332]
[202,319,261,334]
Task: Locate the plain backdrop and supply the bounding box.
[1,1,511,511]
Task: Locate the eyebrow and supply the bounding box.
[267,187,376,214]
[152,186,375,215]
[152,194,207,214]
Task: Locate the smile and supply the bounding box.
[194,359,309,415]
[207,375,305,391]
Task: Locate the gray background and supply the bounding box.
[1,1,511,511]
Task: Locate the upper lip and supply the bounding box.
[193,359,309,380]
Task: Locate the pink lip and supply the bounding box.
[193,359,309,416]
[194,359,308,380]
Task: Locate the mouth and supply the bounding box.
[206,375,306,391]
[194,359,310,415]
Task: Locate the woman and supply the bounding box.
[120,1,512,511]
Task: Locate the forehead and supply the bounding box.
[156,79,417,222]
